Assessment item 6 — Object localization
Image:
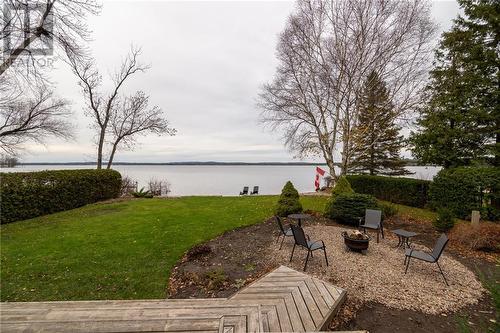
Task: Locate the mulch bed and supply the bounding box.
[168,219,278,299]
[167,215,498,332]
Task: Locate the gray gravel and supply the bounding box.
[267,224,484,315]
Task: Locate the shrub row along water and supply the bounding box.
[346,175,430,208]
[346,168,499,221]
[0,169,122,224]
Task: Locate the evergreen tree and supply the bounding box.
[410,0,499,168]
[275,181,302,217]
[349,71,410,176]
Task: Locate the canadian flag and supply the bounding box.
[314,167,326,190]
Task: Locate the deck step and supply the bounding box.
[1,266,346,332]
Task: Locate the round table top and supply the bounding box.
[287,213,312,220]
[392,229,418,237]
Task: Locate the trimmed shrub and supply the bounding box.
[450,222,500,252]
[275,181,302,217]
[429,167,500,220]
[331,176,354,199]
[346,175,430,208]
[0,169,121,224]
[433,208,455,231]
[325,176,355,216]
[326,193,378,225]
[379,202,398,219]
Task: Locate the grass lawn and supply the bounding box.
[379,200,438,222]
[0,195,328,302]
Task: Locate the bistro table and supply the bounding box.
[287,213,312,227]
[392,229,418,249]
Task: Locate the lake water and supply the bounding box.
[1,165,440,196]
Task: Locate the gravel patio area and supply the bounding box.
[268,224,485,315]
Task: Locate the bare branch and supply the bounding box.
[68,46,175,169]
[259,0,436,177]
[0,0,100,79]
[106,91,176,168]
[0,84,72,155]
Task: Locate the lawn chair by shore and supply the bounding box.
[239,186,249,195]
[250,186,259,195]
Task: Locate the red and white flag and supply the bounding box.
[314,167,326,190]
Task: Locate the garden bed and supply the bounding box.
[169,215,498,332]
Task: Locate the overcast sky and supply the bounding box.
[25,0,460,163]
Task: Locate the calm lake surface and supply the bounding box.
[1,165,440,196]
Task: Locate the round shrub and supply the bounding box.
[325,176,355,216]
[331,176,354,199]
[433,208,455,231]
[429,167,500,220]
[326,193,378,225]
[275,181,302,217]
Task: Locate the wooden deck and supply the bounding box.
[0,266,346,332]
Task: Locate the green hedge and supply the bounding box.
[346,175,431,208]
[429,167,500,220]
[325,193,378,226]
[1,169,121,224]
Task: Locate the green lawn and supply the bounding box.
[0,195,328,302]
[379,200,438,222]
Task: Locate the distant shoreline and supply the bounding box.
[16,162,329,166]
[10,160,426,167]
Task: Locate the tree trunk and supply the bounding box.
[96,127,106,169]
[326,160,336,181]
[106,140,120,169]
[495,120,499,167]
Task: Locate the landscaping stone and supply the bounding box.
[268,224,484,315]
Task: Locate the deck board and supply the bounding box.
[1,266,346,332]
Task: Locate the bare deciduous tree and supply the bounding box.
[259,0,338,176]
[0,0,100,78]
[107,91,176,169]
[0,85,72,155]
[259,0,437,178]
[0,0,98,155]
[68,47,175,169]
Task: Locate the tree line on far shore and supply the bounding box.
[1,0,497,175]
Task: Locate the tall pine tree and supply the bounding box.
[349,71,410,176]
[410,0,499,168]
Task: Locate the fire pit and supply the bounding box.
[341,230,370,252]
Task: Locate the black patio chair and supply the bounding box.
[274,216,293,250]
[359,209,384,243]
[250,186,259,195]
[404,233,449,286]
[239,186,249,195]
[290,224,329,271]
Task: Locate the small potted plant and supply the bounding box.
[341,230,370,252]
